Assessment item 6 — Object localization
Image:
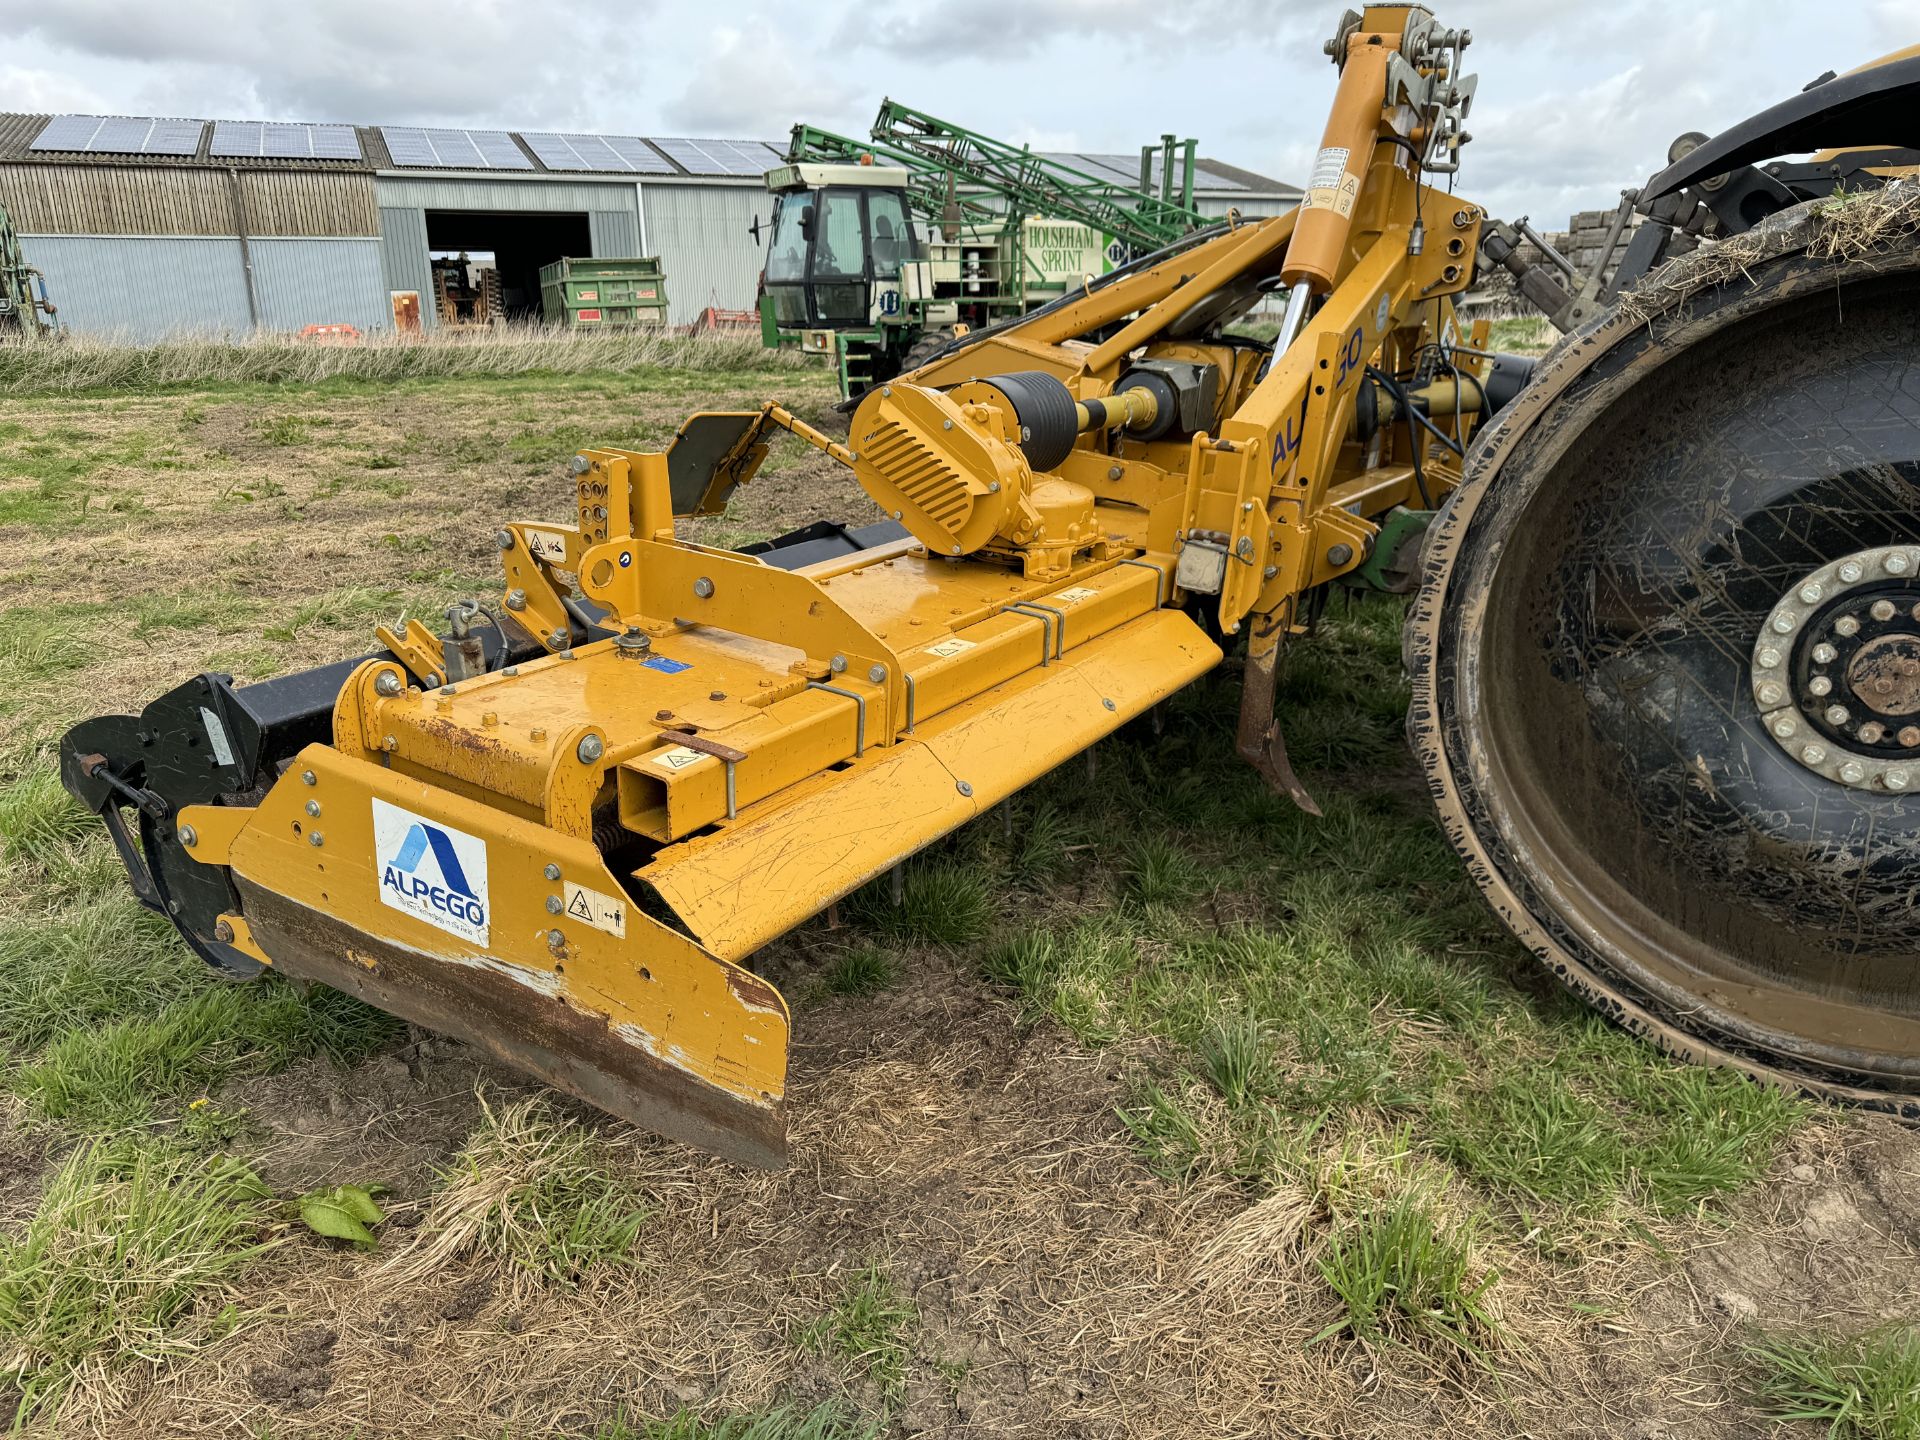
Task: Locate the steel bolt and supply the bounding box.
[1799,583,1823,604]
[382,734,397,752]
[214,919,234,943]
[439,685,456,697]
[1872,599,1898,622]
[1757,647,1781,669]
[1809,675,1833,696]
[868,664,887,683]
[1812,643,1837,664]
[375,669,403,697]
[952,545,963,555]
[1327,543,1355,567]
[1887,552,1912,576]
[503,665,519,677]
[1263,565,1279,580]
[548,929,564,947]
[424,672,441,688]
[309,831,325,847]
[1826,704,1851,726]
[1887,769,1911,791]
[179,824,198,848]
[1771,612,1797,634]
[1836,615,1861,637]
[693,576,715,599]
[505,588,527,611]
[1903,726,1920,748]
[545,863,561,881]
[1801,744,1827,765]
[569,455,591,475]
[1107,465,1124,480]
[1840,760,1866,783]
[549,629,568,648]
[1756,682,1784,706]
[988,481,1001,493]
[1772,717,1798,739]
[956,780,973,797]
[1860,722,1886,744]
[943,419,953,430]
[1103,697,1117,712]
[577,734,604,763]
[1839,561,1865,583]
[546,895,563,915]
[882,386,893,397]
[301,769,317,787]
[305,799,321,817]
[831,654,847,673]
[496,528,514,550]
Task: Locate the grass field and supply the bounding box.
[0,332,1916,1438]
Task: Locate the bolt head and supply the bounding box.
[1757,682,1784,706]
[309,831,325,847]
[305,799,321,817]
[1103,697,1117,712]
[375,669,402,697]
[831,655,847,673]
[214,919,234,943]
[1839,561,1865,583]
[439,685,456,697]
[1826,705,1850,726]
[1772,718,1798,738]
[693,576,715,599]
[495,528,514,550]
[868,664,887,684]
[1887,769,1911,791]
[1809,675,1833,696]
[1836,616,1861,637]
[1812,643,1837,664]
[546,895,563,915]
[301,769,317,786]
[956,779,973,797]
[1872,599,1897,621]
[1801,744,1827,764]
[1839,761,1866,783]
[544,862,561,881]
[1771,612,1797,634]
[1757,647,1781,668]
[505,588,527,611]
[1886,552,1912,575]
[1799,583,1823,604]
[577,734,604,763]
[569,455,591,475]
[548,929,565,947]
[1860,722,1886,744]
[178,824,198,847]
[382,734,398,752]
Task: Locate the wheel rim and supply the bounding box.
[1417,236,1920,1101]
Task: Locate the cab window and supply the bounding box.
[867,191,908,279]
[765,195,810,284]
[812,191,866,280]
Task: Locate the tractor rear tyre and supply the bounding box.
[1409,193,1920,1116]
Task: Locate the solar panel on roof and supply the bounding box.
[30,114,204,155]
[311,126,360,159]
[211,120,361,160]
[379,126,527,169]
[521,131,675,174]
[1192,163,1250,191]
[649,137,725,175]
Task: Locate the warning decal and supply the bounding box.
[563,881,626,938]
[1056,586,1098,603]
[1304,145,1354,214]
[926,637,975,659]
[653,745,706,771]
[525,528,568,565]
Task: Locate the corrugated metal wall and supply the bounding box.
[18,235,253,337]
[377,206,434,327]
[1194,196,1296,221]
[642,182,770,325]
[0,164,378,236]
[252,238,389,332]
[589,208,639,259]
[372,175,640,216]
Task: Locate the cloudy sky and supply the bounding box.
[0,0,1910,222]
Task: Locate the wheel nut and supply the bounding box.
[1840,761,1865,783]
[1809,675,1832,696]
[1801,744,1827,764]
[1812,643,1837,664]
[1826,705,1850,725]
[1903,726,1920,748]
[1839,561,1865,583]
[1757,647,1781,669]
[1757,682,1783,706]
[1772,718,1798,739]
[1887,769,1911,791]
[1886,552,1912,575]
[1836,616,1861,637]
[1798,583,1823,604]
[1872,599,1897,621]
[1771,613,1797,633]
[1860,722,1886,744]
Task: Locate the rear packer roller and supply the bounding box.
[1410,193,1920,1114]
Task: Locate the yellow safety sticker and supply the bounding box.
[926,637,975,658]
[653,745,707,771]
[563,880,626,938]
[1304,145,1351,213]
[1057,586,1099,603]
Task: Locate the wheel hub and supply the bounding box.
[1753,544,1920,790]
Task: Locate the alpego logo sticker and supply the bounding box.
[372,798,489,945]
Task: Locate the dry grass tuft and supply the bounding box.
[378,1090,648,1291]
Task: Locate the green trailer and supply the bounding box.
[539,257,668,328]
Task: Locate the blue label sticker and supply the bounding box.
[641,655,691,674]
[618,551,632,568]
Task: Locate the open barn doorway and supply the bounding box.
[423,211,591,324]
